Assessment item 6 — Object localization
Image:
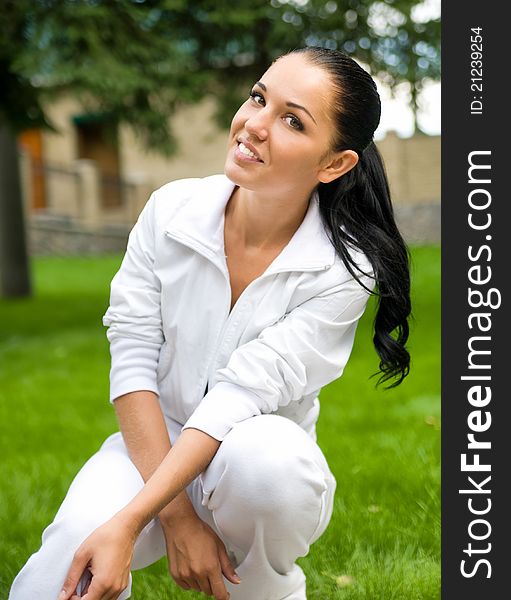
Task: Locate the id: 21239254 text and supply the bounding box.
[470,27,483,116]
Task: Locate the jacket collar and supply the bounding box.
[164,174,336,273]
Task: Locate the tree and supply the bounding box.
[0,0,440,297]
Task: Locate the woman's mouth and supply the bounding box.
[235,141,264,163]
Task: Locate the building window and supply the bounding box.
[74,115,122,208]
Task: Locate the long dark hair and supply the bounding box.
[286,47,411,388]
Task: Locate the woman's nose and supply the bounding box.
[244,109,269,141]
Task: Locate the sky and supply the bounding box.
[375,79,441,139]
[374,0,441,139]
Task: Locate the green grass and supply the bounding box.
[0,247,440,599]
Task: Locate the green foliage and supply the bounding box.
[0,246,440,598]
[1,0,440,152]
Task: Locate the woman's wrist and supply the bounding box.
[158,491,198,527]
[111,508,146,540]
[118,496,186,537]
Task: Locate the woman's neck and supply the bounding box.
[225,185,312,250]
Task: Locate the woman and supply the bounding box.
[9,47,410,600]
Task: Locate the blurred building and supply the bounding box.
[18,97,440,254]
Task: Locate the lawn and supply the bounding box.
[0,246,440,599]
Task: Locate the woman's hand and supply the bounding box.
[161,512,241,600]
[57,428,224,599]
[58,513,137,600]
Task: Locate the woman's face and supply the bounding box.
[224,53,341,200]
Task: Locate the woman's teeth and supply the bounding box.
[238,142,259,160]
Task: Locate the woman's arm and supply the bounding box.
[112,391,240,598]
[123,427,221,530]
[183,270,375,441]
[114,390,196,521]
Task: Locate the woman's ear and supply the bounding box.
[317,149,359,184]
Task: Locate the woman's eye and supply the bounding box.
[249,90,265,105]
[285,115,304,131]
[249,90,304,131]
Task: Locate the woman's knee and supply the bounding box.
[199,415,335,568]
[203,415,331,524]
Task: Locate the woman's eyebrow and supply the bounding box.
[254,81,317,125]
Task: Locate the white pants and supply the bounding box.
[9,414,336,600]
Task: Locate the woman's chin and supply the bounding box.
[223,160,251,186]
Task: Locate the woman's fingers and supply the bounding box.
[174,578,192,590]
[57,515,135,600]
[58,548,90,600]
[209,575,230,600]
[76,568,93,596]
[196,573,213,596]
[218,544,241,585]
[163,517,238,599]
[81,574,129,600]
[81,578,112,600]
[169,558,198,592]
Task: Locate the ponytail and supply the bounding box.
[317,142,411,387]
[286,46,411,386]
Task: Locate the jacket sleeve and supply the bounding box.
[182,271,374,441]
[102,193,164,402]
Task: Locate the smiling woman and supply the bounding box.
[9,47,411,600]
[225,52,360,218]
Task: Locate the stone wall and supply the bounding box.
[28,202,439,256]
[28,215,129,256]
[395,203,440,245]
[377,132,441,206]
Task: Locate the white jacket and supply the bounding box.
[103,174,374,441]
